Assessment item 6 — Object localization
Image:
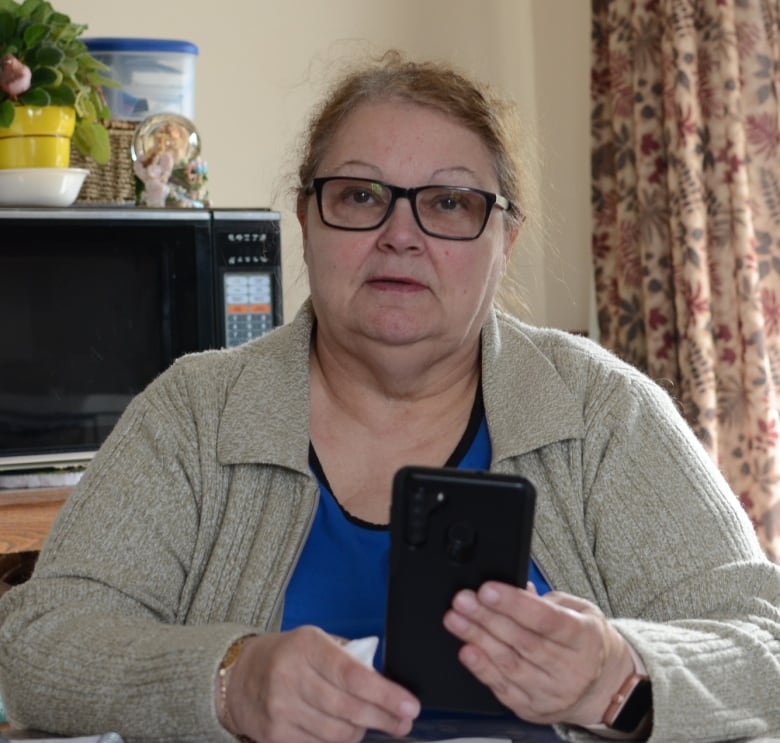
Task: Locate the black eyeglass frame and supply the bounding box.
[308,176,514,241]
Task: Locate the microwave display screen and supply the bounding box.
[0,235,202,460]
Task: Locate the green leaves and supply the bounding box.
[18,86,48,105]
[0,10,17,44]
[28,41,64,66]
[72,118,109,164]
[46,83,73,105]
[21,20,45,46]
[0,97,14,126]
[29,64,59,86]
[0,0,113,163]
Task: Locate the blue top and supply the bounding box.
[281,392,550,667]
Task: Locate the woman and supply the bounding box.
[1,52,778,743]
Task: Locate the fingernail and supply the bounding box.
[400,700,420,718]
[444,610,469,632]
[453,590,478,611]
[459,645,479,668]
[481,585,500,604]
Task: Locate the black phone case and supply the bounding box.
[383,465,536,715]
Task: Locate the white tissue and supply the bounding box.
[343,635,379,667]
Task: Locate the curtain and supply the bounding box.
[591,0,780,562]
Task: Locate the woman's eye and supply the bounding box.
[437,196,462,211]
[432,193,467,212]
[347,189,374,205]
[338,184,387,208]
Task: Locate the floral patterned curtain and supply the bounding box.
[591,0,780,562]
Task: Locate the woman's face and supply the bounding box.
[299,100,516,358]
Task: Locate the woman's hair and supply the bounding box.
[295,50,529,234]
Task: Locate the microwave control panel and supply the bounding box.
[214,212,283,348]
[223,272,274,347]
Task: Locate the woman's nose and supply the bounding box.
[377,196,424,250]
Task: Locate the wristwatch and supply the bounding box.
[218,636,256,743]
[601,672,653,734]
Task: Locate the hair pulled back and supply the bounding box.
[296,50,527,232]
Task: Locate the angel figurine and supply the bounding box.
[131,113,211,208]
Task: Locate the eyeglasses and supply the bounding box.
[308,176,513,241]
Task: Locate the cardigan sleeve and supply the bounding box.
[0,364,251,742]
[0,311,319,743]
[560,361,780,742]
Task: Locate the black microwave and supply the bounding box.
[0,207,283,473]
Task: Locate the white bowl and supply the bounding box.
[0,167,89,207]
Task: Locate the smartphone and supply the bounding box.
[383,465,537,715]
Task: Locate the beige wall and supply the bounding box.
[58,0,592,332]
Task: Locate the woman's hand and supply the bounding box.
[443,582,635,728]
[223,626,420,743]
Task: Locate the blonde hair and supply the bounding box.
[295,50,530,234]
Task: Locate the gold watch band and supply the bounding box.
[218,636,256,743]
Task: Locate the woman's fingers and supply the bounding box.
[228,627,419,742]
[308,640,419,735]
[443,583,633,726]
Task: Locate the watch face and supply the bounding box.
[612,678,653,733]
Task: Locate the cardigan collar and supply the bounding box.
[217,300,583,471]
[480,308,584,463]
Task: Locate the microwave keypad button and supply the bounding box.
[223,272,274,347]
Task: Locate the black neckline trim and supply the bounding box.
[445,384,484,467]
[308,386,485,528]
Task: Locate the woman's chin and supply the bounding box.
[359,315,432,347]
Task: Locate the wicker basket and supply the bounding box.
[71,119,138,204]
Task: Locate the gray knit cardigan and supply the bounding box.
[0,302,778,743]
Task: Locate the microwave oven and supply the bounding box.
[0,207,283,473]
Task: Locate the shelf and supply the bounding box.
[0,487,70,554]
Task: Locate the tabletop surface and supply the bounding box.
[362,713,564,742]
[1,716,563,742]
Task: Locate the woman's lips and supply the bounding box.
[366,276,426,292]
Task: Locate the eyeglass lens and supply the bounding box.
[319,178,490,239]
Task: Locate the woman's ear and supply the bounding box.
[297,195,308,241]
[502,226,519,268]
[298,195,311,266]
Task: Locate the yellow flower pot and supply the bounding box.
[0,106,76,169]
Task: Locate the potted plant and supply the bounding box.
[0,0,115,165]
